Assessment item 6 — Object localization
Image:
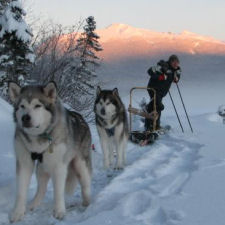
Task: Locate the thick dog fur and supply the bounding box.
[94,87,128,170]
[8,82,92,222]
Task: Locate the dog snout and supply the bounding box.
[22,114,31,122]
[22,114,31,127]
[101,108,105,115]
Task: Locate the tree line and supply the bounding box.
[0,0,103,120]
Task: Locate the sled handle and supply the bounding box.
[129,87,157,133]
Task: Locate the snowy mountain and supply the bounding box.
[57,24,225,89]
[96,23,225,61]
[93,24,225,98]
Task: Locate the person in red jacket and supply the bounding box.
[145,55,181,130]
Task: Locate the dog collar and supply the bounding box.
[39,132,53,143]
[40,132,54,154]
[37,132,54,155]
[31,133,53,163]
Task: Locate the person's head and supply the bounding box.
[168,55,179,69]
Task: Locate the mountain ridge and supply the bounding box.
[97,23,221,42]
[96,24,225,61]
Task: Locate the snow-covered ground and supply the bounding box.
[0,86,225,225]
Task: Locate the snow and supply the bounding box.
[0,81,225,225]
[0,0,32,42]
[25,53,35,63]
[96,24,225,62]
[180,30,218,42]
[98,24,224,45]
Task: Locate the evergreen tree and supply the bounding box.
[75,16,103,96]
[0,0,34,92]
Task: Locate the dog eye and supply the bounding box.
[20,105,25,109]
[34,104,42,109]
[106,102,110,105]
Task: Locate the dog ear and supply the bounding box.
[112,88,119,96]
[43,82,57,100]
[8,82,21,103]
[96,86,101,96]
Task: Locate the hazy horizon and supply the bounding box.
[27,0,225,41]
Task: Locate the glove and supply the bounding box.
[174,75,179,83]
[158,74,167,81]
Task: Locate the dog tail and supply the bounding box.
[65,162,78,195]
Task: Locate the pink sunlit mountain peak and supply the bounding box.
[96,24,225,61]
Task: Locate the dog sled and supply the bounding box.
[128,87,170,146]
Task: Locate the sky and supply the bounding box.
[26,0,225,41]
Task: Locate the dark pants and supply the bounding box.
[145,92,164,130]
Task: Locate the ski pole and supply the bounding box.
[168,91,184,133]
[176,83,193,133]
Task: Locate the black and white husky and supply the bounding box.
[8,82,92,222]
[94,87,128,170]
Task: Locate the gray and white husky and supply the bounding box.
[94,87,128,170]
[8,81,92,222]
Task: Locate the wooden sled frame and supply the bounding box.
[128,87,159,145]
[128,87,158,132]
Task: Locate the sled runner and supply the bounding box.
[128,87,161,146]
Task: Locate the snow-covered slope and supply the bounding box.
[0,92,225,225]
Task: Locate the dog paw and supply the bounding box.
[114,166,124,170]
[53,208,66,220]
[9,208,25,223]
[105,168,114,177]
[82,199,90,207]
[29,200,40,211]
